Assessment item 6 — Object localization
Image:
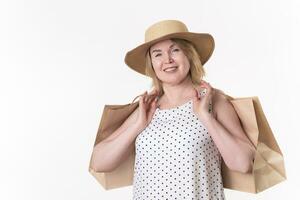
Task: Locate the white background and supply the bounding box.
[0,0,299,199]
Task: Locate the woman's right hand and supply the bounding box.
[135,89,159,131]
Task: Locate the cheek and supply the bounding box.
[151,64,161,77]
[151,60,163,71]
[182,57,191,70]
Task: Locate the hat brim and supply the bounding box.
[124,32,215,76]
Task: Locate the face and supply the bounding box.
[149,39,191,86]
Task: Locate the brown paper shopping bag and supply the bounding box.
[221,95,286,193]
[89,93,286,192]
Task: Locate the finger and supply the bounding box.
[192,88,200,104]
[200,81,213,95]
[148,89,158,96]
[200,80,212,87]
[145,95,156,111]
[147,100,158,120]
[144,93,153,112]
[204,88,214,102]
[139,92,147,109]
[147,89,158,98]
[139,92,146,102]
[150,98,158,109]
[145,94,154,105]
[146,95,155,105]
[192,87,200,99]
[145,94,157,112]
[199,83,208,91]
[138,96,144,113]
[202,81,213,91]
[199,87,207,97]
[146,92,159,104]
[143,91,149,103]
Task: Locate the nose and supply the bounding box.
[163,52,174,63]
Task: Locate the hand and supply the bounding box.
[192,80,215,121]
[135,89,159,131]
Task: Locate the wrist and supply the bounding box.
[131,123,145,133]
[197,112,214,124]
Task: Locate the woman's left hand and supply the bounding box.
[192,80,215,121]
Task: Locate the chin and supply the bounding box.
[161,77,186,85]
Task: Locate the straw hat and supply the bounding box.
[124,19,215,76]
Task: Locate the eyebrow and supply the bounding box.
[151,43,177,54]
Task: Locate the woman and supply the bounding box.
[91,20,256,199]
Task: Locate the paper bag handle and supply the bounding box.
[130,88,160,104]
[131,94,142,104]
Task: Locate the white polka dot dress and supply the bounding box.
[132,99,225,200]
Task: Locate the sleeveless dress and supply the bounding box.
[132,99,225,200]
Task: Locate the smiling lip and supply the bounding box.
[163,66,178,71]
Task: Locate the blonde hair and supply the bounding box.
[145,38,206,97]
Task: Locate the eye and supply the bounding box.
[172,48,180,52]
[155,53,162,57]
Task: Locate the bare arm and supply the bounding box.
[90,108,142,172]
[90,90,158,172]
[200,92,256,173]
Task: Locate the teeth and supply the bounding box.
[164,67,177,72]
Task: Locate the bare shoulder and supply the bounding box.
[213,88,229,102]
[212,89,232,117]
[211,88,255,145]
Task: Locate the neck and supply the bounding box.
[160,76,197,105]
